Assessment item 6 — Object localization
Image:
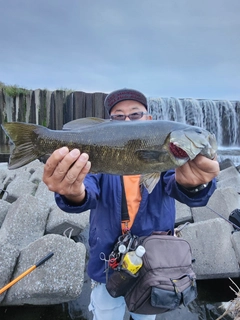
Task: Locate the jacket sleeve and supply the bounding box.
[55,174,102,213]
[163,170,217,207]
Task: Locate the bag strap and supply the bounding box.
[120,176,130,222]
[151,230,172,236]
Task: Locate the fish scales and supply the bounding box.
[1,118,217,192]
[36,122,172,174]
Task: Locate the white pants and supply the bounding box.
[88,283,156,320]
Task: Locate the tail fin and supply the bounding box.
[1,122,44,169]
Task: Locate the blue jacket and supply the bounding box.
[55,170,216,283]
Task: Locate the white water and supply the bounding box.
[148,97,239,145]
[217,147,240,166]
[148,97,240,166]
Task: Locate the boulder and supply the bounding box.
[179,218,240,279]
[0,240,20,303]
[2,234,86,305]
[0,195,49,249]
[46,207,90,237]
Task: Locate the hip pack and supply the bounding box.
[106,177,197,314]
[123,232,197,315]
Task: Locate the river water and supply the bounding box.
[217,147,240,167]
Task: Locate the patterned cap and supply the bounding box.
[104,88,148,114]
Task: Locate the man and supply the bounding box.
[43,88,220,320]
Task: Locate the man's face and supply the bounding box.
[110,100,152,121]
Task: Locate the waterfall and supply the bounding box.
[148,97,239,147]
[148,97,240,166]
[0,90,239,165]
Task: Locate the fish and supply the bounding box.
[1,118,217,193]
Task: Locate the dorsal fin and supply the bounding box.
[62,117,110,131]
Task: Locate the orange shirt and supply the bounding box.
[121,175,142,232]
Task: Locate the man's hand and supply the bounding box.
[43,147,91,204]
[175,154,220,188]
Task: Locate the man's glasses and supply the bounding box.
[110,112,148,121]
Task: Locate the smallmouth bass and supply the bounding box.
[1,117,217,193]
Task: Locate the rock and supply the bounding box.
[191,187,240,223]
[0,158,240,308]
[0,163,8,191]
[0,199,11,227]
[175,200,192,226]
[28,166,44,184]
[35,181,56,209]
[1,169,17,194]
[2,234,86,305]
[0,240,20,303]
[46,207,90,237]
[217,165,240,181]
[231,232,240,265]
[0,195,50,249]
[2,174,36,203]
[219,158,236,171]
[0,161,88,307]
[179,218,240,279]
[217,166,240,193]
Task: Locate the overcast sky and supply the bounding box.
[0,0,239,100]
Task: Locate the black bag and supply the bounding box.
[106,267,138,298]
[106,231,140,298]
[229,208,240,229]
[124,232,197,315]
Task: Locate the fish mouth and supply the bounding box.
[168,126,217,163]
[169,142,189,159]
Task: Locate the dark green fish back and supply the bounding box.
[2,119,217,175]
[36,121,173,174]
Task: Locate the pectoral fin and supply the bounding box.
[140,173,161,193]
[135,150,163,163]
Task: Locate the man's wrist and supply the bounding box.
[64,186,86,205]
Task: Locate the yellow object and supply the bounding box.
[122,246,145,274]
[122,253,142,274]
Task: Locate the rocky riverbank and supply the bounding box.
[0,159,240,314]
[0,160,89,306]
